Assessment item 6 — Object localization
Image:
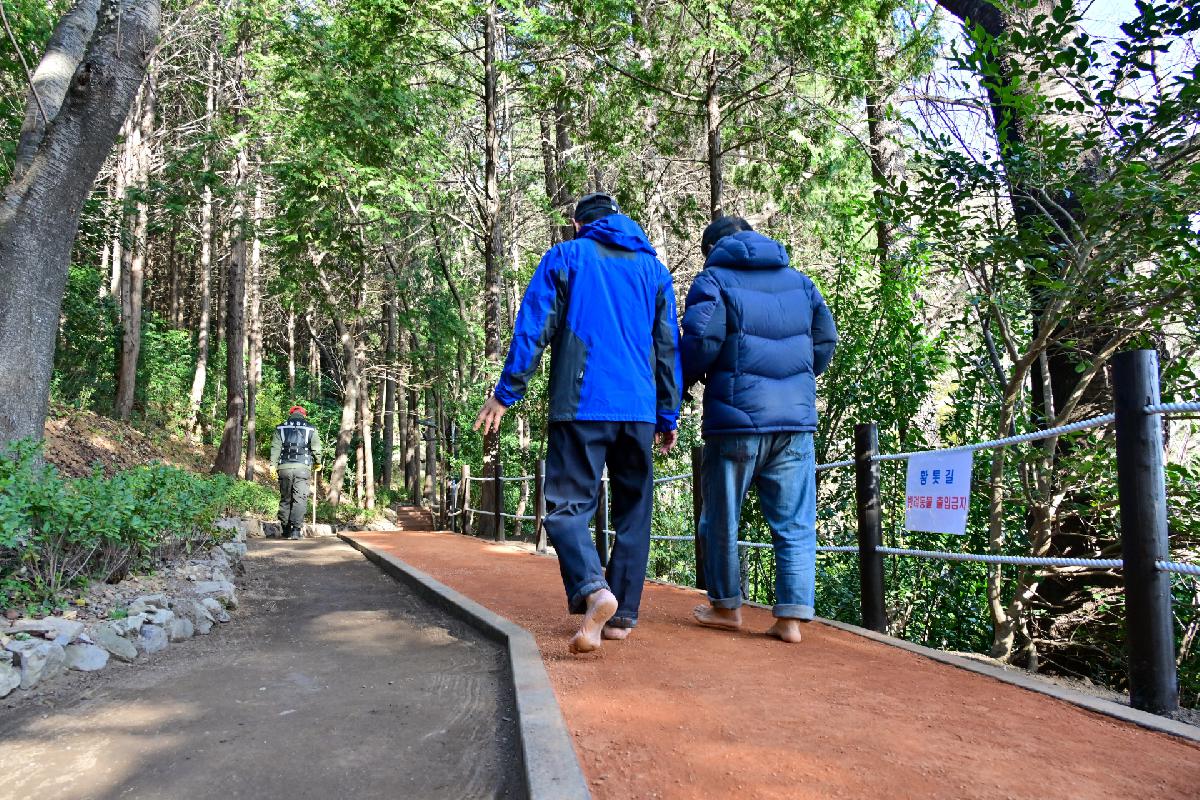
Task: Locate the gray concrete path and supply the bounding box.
[0,538,522,800]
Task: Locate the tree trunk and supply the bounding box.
[866,88,903,281]
[106,113,133,301]
[937,0,1110,665]
[324,309,359,506]
[396,326,410,499]
[164,211,180,327]
[480,2,504,521]
[115,74,155,421]
[212,30,250,475]
[186,68,215,440]
[243,184,263,481]
[406,369,421,505]
[360,365,376,509]
[382,295,397,490]
[424,388,436,509]
[0,0,159,447]
[704,50,723,221]
[11,0,101,182]
[284,309,295,392]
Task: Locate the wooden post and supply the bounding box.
[854,423,887,633]
[535,459,547,553]
[1114,349,1178,715]
[461,463,470,535]
[595,471,610,567]
[493,443,504,542]
[691,445,706,591]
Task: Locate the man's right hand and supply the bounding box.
[656,429,678,455]
[474,396,508,435]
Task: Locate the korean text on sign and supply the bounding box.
[904,450,973,535]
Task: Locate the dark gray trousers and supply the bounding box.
[278,468,311,531]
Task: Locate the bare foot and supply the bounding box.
[569,589,618,654]
[602,625,631,640]
[693,603,742,631]
[766,619,802,643]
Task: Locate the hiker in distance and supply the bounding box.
[270,405,323,540]
[474,192,682,654]
[681,216,837,643]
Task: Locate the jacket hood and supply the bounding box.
[705,230,789,270]
[579,214,658,256]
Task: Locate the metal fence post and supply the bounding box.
[493,444,504,542]
[535,459,547,553]
[448,480,459,533]
[691,445,706,591]
[854,423,887,633]
[595,470,610,567]
[1114,349,1178,715]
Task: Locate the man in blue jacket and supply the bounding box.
[681,216,837,643]
[475,193,682,653]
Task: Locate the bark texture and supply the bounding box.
[0,0,161,447]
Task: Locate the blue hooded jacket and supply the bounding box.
[680,230,837,436]
[495,214,683,432]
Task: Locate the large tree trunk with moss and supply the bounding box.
[0,0,160,448]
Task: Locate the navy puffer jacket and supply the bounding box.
[680,231,837,436]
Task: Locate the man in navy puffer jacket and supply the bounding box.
[680,216,837,643]
[476,193,682,653]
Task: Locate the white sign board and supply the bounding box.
[905,450,973,535]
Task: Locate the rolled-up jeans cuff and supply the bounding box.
[708,594,743,610]
[608,616,637,629]
[773,604,814,621]
[567,580,610,615]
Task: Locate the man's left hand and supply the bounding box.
[656,429,678,455]
[474,396,508,435]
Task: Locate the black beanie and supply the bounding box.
[701,215,753,256]
[573,192,620,224]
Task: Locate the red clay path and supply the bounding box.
[347,526,1200,800]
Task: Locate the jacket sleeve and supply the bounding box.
[269,428,281,468]
[494,247,566,406]
[309,427,323,464]
[653,272,683,433]
[679,270,726,389]
[811,282,838,376]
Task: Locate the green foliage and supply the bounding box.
[137,315,196,433]
[0,441,276,612]
[52,266,120,411]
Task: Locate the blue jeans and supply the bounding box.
[543,421,655,628]
[699,432,817,619]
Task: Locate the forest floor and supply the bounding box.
[347,524,1200,800]
[0,536,521,800]
[42,405,214,477]
[41,405,277,486]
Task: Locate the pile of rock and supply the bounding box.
[0,518,253,699]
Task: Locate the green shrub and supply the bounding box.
[0,441,278,611]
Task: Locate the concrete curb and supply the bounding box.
[338,533,591,800]
[642,579,1200,743]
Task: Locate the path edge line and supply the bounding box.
[338,533,592,800]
